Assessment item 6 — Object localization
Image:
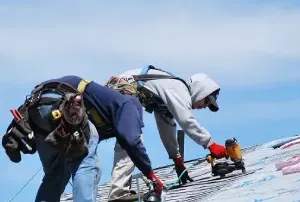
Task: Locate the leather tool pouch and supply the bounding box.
[44,93,90,161]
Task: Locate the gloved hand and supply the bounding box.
[2,133,21,163]
[173,156,194,185]
[208,142,228,159]
[147,171,164,195]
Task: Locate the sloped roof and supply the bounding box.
[60,136,300,202]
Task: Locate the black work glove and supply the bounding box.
[2,119,36,163]
[2,133,21,163]
[173,156,194,185]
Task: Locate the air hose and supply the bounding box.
[140,160,202,202]
[166,160,200,190]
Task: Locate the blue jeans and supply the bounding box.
[34,93,101,202]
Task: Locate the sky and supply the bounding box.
[0,1,300,202]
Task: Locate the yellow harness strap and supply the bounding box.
[76,79,108,129]
[77,79,91,94]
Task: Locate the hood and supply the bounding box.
[187,73,220,104]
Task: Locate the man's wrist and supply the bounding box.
[206,138,215,149]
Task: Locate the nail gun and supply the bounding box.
[206,137,246,177]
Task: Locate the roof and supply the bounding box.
[60,135,300,202]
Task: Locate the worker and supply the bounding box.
[2,75,164,202]
[105,65,228,201]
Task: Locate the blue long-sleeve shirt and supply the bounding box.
[42,75,152,177]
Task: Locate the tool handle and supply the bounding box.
[10,109,23,122]
[21,139,33,151]
[10,109,33,135]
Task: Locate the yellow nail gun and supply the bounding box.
[206,137,246,177]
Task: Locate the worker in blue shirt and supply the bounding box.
[2,75,163,202]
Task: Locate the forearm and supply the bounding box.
[165,96,214,148]
[154,87,215,149]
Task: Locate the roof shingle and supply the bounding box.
[61,136,300,202]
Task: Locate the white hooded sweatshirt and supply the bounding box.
[119,69,220,158]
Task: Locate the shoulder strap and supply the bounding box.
[33,79,91,96]
[134,66,191,93]
[76,79,114,139]
[141,65,176,76]
[77,79,91,94]
[137,65,176,89]
[32,81,79,96]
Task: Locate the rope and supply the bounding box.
[106,77,140,95]
[7,166,73,202]
[7,166,42,202]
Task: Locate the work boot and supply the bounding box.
[108,190,145,202]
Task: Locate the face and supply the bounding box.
[192,98,208,109]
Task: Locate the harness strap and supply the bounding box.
[133,74,191,93]
[136,65,190,94]
[31,82,79,101]
[76,79,114,139]
[132,66,191,117]
[141,65,176,77]
[77,79,91,94]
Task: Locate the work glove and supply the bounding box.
[173,156,194,185]
[208,142,228,159]
[147,171,164,195]
[2,133,21,163]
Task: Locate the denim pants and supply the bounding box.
[34,93,101,202]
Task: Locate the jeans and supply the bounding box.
[34,93,101,202]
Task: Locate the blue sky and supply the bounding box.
[1,1,300,202]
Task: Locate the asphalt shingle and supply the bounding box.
[60,136,300,202]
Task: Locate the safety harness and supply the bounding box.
[134,65,190,91]
[106,65,190,117]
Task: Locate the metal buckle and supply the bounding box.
[26,90,42,104]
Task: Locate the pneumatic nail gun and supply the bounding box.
[206,137,246,177]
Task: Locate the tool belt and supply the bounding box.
[32,81,91,160]
[137,87,174,118]
[2,81,92,162]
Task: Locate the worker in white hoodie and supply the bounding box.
[105,65,228,202]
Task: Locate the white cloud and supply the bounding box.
[0,2,300,86]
